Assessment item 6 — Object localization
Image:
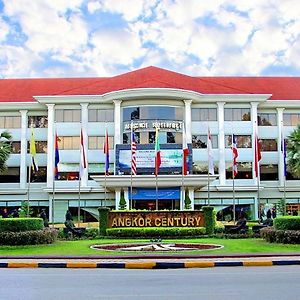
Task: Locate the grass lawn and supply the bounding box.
[0,238,300,256]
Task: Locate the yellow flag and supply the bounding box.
[30,127,38,172]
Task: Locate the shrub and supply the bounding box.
[0,218,44,233]
[202,206,215,235]
[0,228,58,245]
[261,227,300,244]
[274,216,300,230]
[106,227,206,238]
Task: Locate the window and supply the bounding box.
[29,167,47,182]
[28,116,48,128]
[260,139,277,151]
[257,113,276,126]
[0,116,21,128]
[225,135,251,148]
[193,162,218,174]
[192,135,218,148]
[123,132,140,144]
[88,109,114,122]
[224,108,251,121]
[27,141,47,153]
[123,106,183,121]
[55,109,81,122]
[11,142,21,154]
[88,136,114,149]
[0,167,20,183]
[167,132,175,143]
[226,162,252,179]
[260,164,278,181]
[283,113,300,126]
[191,108,217,121]
[58,136,80,150]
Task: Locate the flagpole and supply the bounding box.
[104,124,107,208]
[232,134,236,223]
[130,122,133,210]
[207,123,210,206]
[52,175,55,227]
[78,175,81,227]
[232,163,236,223]
[27,164,31,217]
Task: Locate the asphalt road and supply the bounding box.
[1,266,299,300]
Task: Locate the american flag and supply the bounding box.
[232,134,239,178]
[131,130,137,175]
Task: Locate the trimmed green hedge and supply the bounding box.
[261,227,300,244]
[274,216,300,230]
[0,218,44,233]
[202,206,215,235]
[0,228,58,245]
[107,227,206,238]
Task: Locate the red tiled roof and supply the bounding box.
[0,66,300,102]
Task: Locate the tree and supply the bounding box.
[286,123,300,178]
[0,131,12,173]
[184,190,191,210]
[118,190,127,210]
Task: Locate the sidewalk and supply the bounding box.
[1,253,300,269]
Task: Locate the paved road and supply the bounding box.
[1,266,299,300]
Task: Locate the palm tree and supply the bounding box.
[286,123,300,178]
[0,131,12,173]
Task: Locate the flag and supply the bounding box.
[79,129,86,179]
[154,126,161,176]
[131,128,137,175]
[182,123,189,175]
[207,127,214,175]
[54,133,60,179]
[254,132,261,178]
[103,128,110,176]
[281,130,287,177]
[30,127,38,172]
[232,134,238,178]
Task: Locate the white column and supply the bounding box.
[124,189,129,210]
[46,104,55,188]
[184,100,192,143]
[115,189,121,209]
[189,188,194,210]
[113,100,122,175]
[277,108,285,186]
[217,102,226,185]
[113,100,122,145]
[180,187,184,210]
[19,110,28,189]
[251,102,259,183]
[80,103,89,187]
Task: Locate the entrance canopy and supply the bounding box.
[91,174,218,192]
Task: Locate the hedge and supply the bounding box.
[261,227,300,244]
[106,227,206,238]
[202,206,215,235]
[274,216,300,231]
[0,228,58,245]
[0,218,44,233]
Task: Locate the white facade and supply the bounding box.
[0,68,300,221]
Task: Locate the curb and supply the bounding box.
[0,260,300,269]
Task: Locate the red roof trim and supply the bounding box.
[0,66,300,102]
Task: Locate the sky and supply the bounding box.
[0,0,299,79]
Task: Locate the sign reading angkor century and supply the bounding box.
[108,211,204,228]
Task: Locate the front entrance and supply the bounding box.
[133,199,180,210]
[128,187,180,210]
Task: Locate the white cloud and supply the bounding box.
[0,45,42,78]
[91,27,145,66]
[0,18,10,42]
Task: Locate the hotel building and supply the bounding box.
[0,66,299,222]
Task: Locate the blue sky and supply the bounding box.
[0,0,299,78]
